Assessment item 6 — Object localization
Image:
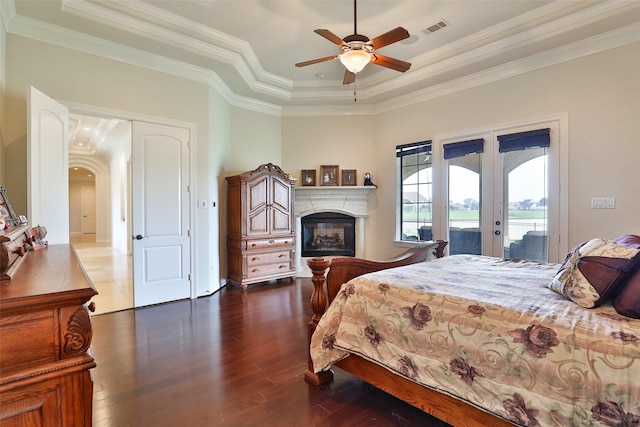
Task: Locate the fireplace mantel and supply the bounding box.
[294,186,376,276]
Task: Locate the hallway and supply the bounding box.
[70,234,133,315]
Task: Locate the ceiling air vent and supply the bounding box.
[423,21,449,35]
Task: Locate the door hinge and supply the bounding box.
[187,229,191,237]
[188,273,191,281]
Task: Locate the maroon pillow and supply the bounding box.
[612,235,640,318]
[613,271,640,318]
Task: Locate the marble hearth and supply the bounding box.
[294,186,376,277]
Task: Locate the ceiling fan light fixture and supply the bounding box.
[340,49,371,74]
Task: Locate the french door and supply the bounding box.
[439,119,563,263]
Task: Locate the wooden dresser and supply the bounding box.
[0,244,97,426]
[226,163,296,287]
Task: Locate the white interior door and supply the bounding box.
[28,87,69,244]
[132,122,191,307]
[81,186,96,234]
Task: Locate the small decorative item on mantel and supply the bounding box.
[363,172,377,187]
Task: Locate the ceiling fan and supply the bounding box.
[295,0,412,85]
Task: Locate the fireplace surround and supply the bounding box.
[294,186,375,277]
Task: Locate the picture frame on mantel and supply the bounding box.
[301,169,316,186]
[341,169,357,186]
[320,165,339,186]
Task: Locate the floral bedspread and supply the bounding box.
[310,255,640,427]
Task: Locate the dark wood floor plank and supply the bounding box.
[91,279,451,426]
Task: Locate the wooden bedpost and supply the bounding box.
[304,257,334,385]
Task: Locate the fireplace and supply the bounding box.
[294,186,376,277]
[301,212,355,257]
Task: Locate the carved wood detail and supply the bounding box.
[63,308,92,356]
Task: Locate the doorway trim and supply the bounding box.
[61,100,199,299]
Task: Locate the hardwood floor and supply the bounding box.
[90,279,453,426]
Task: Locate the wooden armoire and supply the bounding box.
[226,163,296,287]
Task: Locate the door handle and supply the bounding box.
[133,234,147,240]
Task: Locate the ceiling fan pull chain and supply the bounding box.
[354,81,357,102]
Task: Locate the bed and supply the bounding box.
[304,238,640,427]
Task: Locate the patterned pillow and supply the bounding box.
[549,238,640,308]
[611,235,640,318]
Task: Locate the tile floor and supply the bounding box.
[70,234,133,315]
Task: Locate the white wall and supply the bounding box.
[4,34,224,296]
[283,42,640,260]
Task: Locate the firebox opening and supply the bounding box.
[301,212,356,257]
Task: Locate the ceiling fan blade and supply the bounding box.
[371,54,411,72]
[314,29,346,46]
[295,55,339,68]
[368,27,410,50]
[343,69,356,85]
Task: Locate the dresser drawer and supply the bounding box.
[246,261,293,278]
[246,250,292,265]
[245,237,294,250]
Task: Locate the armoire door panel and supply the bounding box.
[248,177,268,212]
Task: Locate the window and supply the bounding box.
[395,115,567,263]
[396,141,433,241]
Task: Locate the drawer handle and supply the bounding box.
[251,243,257,247]
[279,254,286,258]
[279,265,287,269]
[251,268,259,272]
[88,302,96,312]
[251,257,259,261]
[269,240,275,244]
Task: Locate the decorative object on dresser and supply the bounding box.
[0,244,97,426]
[1,186,21,227]
[226,163,296,288]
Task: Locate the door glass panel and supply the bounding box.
[448,154,481,255]
[503,148,548,262]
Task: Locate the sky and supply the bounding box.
[408,155,547,204]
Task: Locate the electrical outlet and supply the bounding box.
[591,197,615,209]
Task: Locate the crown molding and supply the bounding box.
[62,0,293,96]
[371,22,640,115]
[4,1,639,117]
